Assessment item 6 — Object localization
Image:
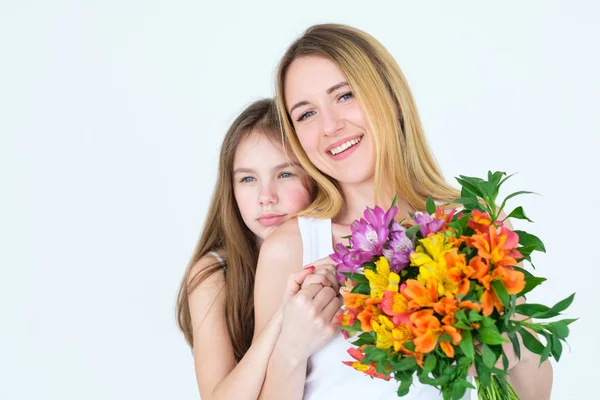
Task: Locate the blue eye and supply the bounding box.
[339,92,353,101]
[297,111,315,122]
[241,176,255,183]
[279,172,294,179]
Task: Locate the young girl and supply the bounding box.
[253,24,553,400]
[176,99,338,399]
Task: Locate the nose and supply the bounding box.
[258,181,278,206]
[321,106,344,136]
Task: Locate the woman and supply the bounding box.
[176,99,338,399]
[253,24,553,400]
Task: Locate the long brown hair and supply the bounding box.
[275,23,460,217]
[176,99,293,361]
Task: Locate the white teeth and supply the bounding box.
[330,136,362,155]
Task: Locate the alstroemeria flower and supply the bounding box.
[383,221,414,273]
[331,243,374,280]
[342,347,391,381]
[410,309,461,357]
[468,225,523,268]
[412,211,445,237]
[364,257,400,302]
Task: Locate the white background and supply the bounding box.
[1,1,598,399]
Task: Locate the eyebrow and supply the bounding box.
[233,161,301,175]
[288,81,349,115]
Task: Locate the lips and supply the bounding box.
[325,134,364,160]
[257,213,287,227]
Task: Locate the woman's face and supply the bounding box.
[232,130,312,242]
[284,55,376,186]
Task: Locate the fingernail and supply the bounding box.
[305,265,315,271]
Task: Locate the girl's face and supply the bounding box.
[233,130,312,243]
[284,55,376,187]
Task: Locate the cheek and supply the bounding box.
[280,183,311,212]
[297,126,320,154]
[233,187,255,221]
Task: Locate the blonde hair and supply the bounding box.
[275,23,459,217]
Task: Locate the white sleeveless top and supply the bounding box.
[297,217,471,400]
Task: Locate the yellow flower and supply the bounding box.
[410,234,460,297]
[371,315,395,349]
[364,257,400,302]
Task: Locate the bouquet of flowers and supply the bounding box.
[331,171,575,400]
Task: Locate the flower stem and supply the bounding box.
[475,375,519,400]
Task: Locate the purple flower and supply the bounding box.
[331,243,374,280]
[412,211,445,237]
[363,205,398,230]
[382,222,414,272]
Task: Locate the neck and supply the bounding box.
[336,179,414,226]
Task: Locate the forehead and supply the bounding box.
[284,56,347,106]
[233,130,288,168]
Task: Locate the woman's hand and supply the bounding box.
[300,257,339,292]
[278,283,341,361]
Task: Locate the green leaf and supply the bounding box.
[396,373,413,397]
[482,344,497,369]
[551,334,563,361]
[460,331,474,361]
[391,194,398,208]
[519,276,547,297]
[498,191,538,217]
[422,354,437,375]
[452,380,468,400]
[515,303,550,317]
[453,197,479,208]
[351,282,370,295]
[426,197,436,215]
[456,176,483,197]
[491,280,510,309]
[477,327,509,345]
[507,331,521,361]
[548,322,570,339]
[519,328,545,354]
[340,271,369,284]
[406,224,421,239]
[550,293,576,314]
[391,356,417,371]
[506,206,533,222]
[514,230,546,253]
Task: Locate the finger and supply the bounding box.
[311,286,338,312]
[321,269,340,291]
[308,256,336,268]
[283,267,315,301]
[298,283,323,300]
[322,297,343,323]
[300,274,332,290]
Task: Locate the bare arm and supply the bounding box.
[253,220,341,400]
[189,256,283,400]
[503,217,553,399]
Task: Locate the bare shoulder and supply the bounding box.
[258,218,303,269]
[188,251,226,292]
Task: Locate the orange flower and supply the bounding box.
[392,323,414,352]
[493,266,526,295]
[444,249,474,295]
[410,309,461,357]
[380,291,410,324]
[343,347,391,381]
[402,279,438,309]
[469,225,523,268]
[468,209,493,233]
[343,293,370,312]
[357,304,382,332]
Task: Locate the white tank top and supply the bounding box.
[297,217,471,400]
